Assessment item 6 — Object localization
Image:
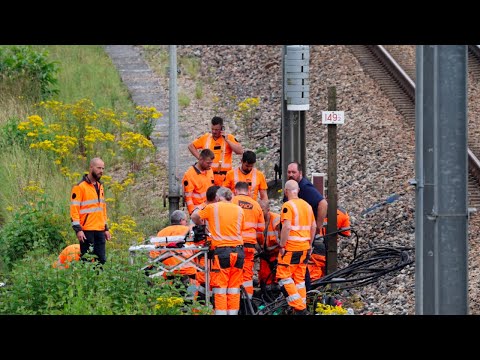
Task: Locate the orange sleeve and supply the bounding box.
[338,212,351,236]
[192,133,208,149]
[256,205,266,232]
[226,133,240,149]
[223,170,234,190]
[182,170,195,214]
[70,184,82,224]
[258,171,268,190]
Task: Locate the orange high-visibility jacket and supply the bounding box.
[53,244,81,269]
[150,225,196,276]
[191,133,239,173]
[197,202,245,249]
[70,175,108,232]
[259,212,280,251]
[280,198,315,252]
[182,165,215,214]
[321,207,351,237]
[223,168,268,201]
[232,194,265,245]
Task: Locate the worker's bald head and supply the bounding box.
[285,180,299,191]
[284,179,299,198]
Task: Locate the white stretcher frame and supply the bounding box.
[128,236,211,304]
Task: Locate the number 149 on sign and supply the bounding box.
[322,111,345,124]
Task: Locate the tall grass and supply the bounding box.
[0,144,72,229]
[34,45,134,113]
[0,88,35,127]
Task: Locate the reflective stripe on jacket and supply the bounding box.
[232,194,265,245]
[70,174,108,232]
[321,207,351,237]
[280,198,314,252]
[182,164,214,214]
[150,225,196,276]
[223,167,268,201]
[197,201,244,249]
[259,212,280,251]
[192,133,239,172]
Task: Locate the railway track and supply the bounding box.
[348,45,480,209]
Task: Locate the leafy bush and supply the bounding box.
[0,194,66,270]
[0,46,59,100]
[0,249,210,315]
[0,117,27,148]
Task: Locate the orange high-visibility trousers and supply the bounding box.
[259,251,279,285]
[276,249,309,311]
[211,246,244,315]
[242,246,256,299]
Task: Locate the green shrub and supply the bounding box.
[0,117,27,148]
[178,92,191,108]
[195,81,203,99]
[0,195,66,270]
[0,45,59,100]
[0,248,209,315]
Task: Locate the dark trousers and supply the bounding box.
[80,231,107,264]
[305,267,312,291]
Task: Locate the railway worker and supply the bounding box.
[182,149,215,215]
[70,157,111,265]
[277,180,316,315]
[188,116,243,186]
[308,207,351,284]
[232,181,265,300]
[286,161,328,234]
[191,187,245,315]
[52,244,81,269]
[149,210,197,296]
[223,150,268,202]
[190,185,220,302]
[257,199,281,291]
[286,161,328,290]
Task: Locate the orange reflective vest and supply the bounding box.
[182,164,214,214]
[70,175,108,232]
[53,244,81,269]
[197,202,245,249]
[321,207,351,237]
[259,212,280,251]
[232,194,265,245]
[280,198,315,252]
[150,225,196,276]
[223,168,268,201]
[191,133,239,173]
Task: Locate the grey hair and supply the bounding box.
[170,210,187,225]
[216,187,233,201]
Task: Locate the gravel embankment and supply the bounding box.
[138,45,480,314]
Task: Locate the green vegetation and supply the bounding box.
[0,45,59,100]
[179,56,200,79]
[178,92,191,108]
[35,45,134,112]
[0,249,209,315]
[142,45,169,77]
[195,80,204,99]
[0,45,200,314]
